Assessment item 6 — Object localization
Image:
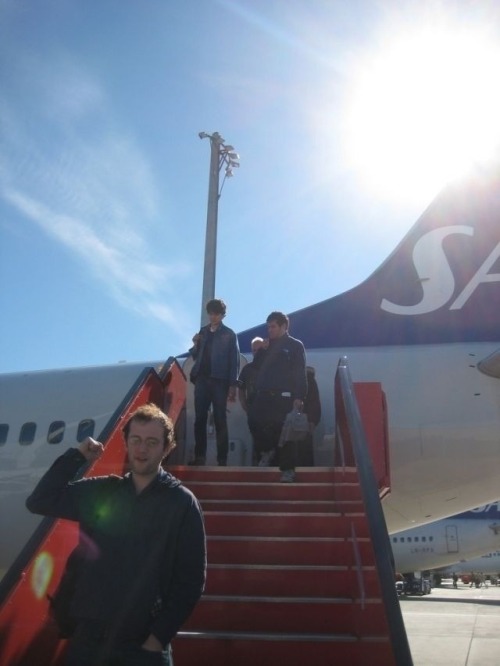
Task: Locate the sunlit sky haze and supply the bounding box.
[342,8,500,204]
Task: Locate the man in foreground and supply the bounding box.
[26,402,206,666]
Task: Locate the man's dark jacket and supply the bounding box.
[26,449,206,648]
[253,333,307,401]
[189,322,239,385]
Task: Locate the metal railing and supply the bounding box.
[335,356,413,666]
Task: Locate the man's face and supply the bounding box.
[126,419,166,479]
[267,320,287,339]
[208,311,224,327]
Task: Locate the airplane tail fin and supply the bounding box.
[239,165,500,349]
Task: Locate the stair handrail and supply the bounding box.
[335,356,413,666]
[0,358,178,607]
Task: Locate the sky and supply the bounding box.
[2,0,500,373]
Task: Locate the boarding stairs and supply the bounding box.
[168,364,411,665]
[171,465,396,665]
[0,357,412,666]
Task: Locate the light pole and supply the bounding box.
[198,131,240,327]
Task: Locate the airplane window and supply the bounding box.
[47,421,65,444]
[0,423,8,446]
[77,419,95,442]
[429,536,434,542]
[19,422,36,445]
[422,536,427,542]
[414,537,419,542]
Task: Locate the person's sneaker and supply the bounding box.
[258,450,275,467]
[188,457,206,466]
[280,469,296,483]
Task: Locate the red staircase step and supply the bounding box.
[172,466,364,504]
[204,511,370,538]
[333,483,363,502]
[184,596,390,635]
[171,466,358,484]
[205,564,381,597]
[173,632,395,666]
[207,535,375,566]
[199,498,360,513]
[181,481,342,502]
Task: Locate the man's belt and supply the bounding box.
[257,390,292,398]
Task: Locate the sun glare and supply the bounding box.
[343,18,500,204]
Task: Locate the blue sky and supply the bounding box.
[2,0,500,373]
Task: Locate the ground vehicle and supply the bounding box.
[397,574,432,596]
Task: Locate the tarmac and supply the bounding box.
[400,578,500,666]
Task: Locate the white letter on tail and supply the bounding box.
[381,226,473,315]
[450,242,500,309]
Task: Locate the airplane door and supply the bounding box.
[445,525,459,553]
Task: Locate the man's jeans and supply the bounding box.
[193,376,230,463]
[248,392,292,459]
[66,626,173,666]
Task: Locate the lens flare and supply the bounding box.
[31,551,54,600]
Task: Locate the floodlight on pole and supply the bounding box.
[198,131,240,327]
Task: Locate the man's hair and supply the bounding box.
[266,311,289,329]
[123,403,176,455]
[206,298,226,316]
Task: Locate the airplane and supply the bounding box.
[1,163,500,583]
[391,502,500,573]
[435,550,500,580]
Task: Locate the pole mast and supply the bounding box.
[200,132,222,327]
[198,131,240,327]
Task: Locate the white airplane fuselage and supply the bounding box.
[315,342,500,534]
[437,550,500,577]
[391,504,500,573]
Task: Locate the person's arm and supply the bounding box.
[238,386,248,412]
[251,345,267,370]
[189,329,204,359]
[291,340,307,409]
[25,437,103,520]
[228,330,240,387]
[146,494,207,648]
[237,366,248,411]
[306,376,322,425]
